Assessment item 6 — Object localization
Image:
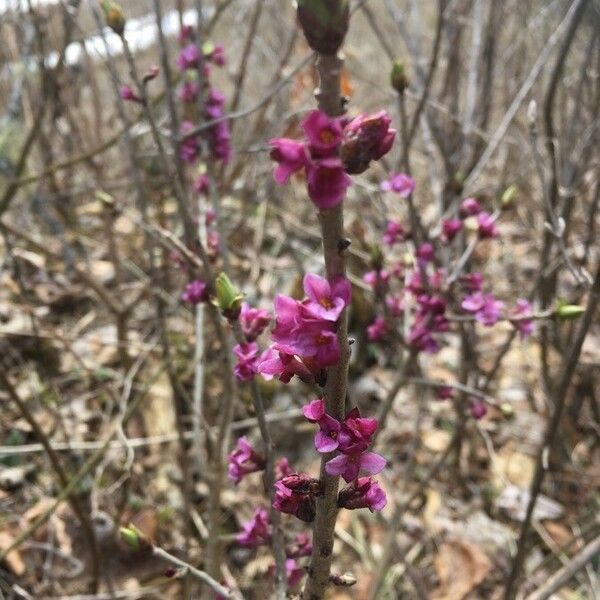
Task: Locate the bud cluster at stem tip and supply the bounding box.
[296,0,349,55]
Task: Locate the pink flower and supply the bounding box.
[340,110,396,174]
[462,292,505,326]
[269,139,309,184]
[460,272,484,292]
[381,172,415,197]
[285,559,304,588]
[386,295,405,317]
[303,273,351,321]
[436,386,453,400]
[306,158,352,210]
[338,477,387,512]
[441,218,463,242]
[325,447,386,483]
[286,532,313,559]
[236,507,271,547]
[179,80,199,103]
[416,242,435,263]
[512,298,534,340]
[383,220,407,246]
[302,399,325,422]
[276,457,293,479]
[120,84,143,104]
[302,110,343,157]
[273,473,321,522]
[193,174,210,195]
[176,43,201,70]
[177,25,194,44]
[181,279,208,304]
[460,197,481,217]
[179,121,200,163]
[240,303,271,341]
[228,436,265,484]
[205,90,231,163]
[314,414,342,453]
[367,316,387,342]
[477,211,499,239]
[341,407,378,446]
[256,347,313,384]
[470,399,488,420]
[363,269,390,289]
[233,342,260,381]
[206,42,226,66]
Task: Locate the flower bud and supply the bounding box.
[390,59,409,93]
[215,272,243,320]
[143,65,160,84]
[330,572,358,587]
[119,524,149,550]
[556,302,585,319]
[296,0,349,55]
[101,0,126,35]
[501,184,518,209]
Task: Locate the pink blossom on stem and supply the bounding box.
[306,158,352,210]
[273,473,321,522]
[302,272,351,321]
[176,43,201,70]
[228,436,265,484]
[236,507,271,547]
[441,218,463,242]
[302,110,343,157]
[338,477,387,512]
[256,347,313,384]
[206,42,226,66]
[460,197,482,217]
[363,269,390,289]
[120,84,143,104]
[233,342,260,381]
[325,446,386,483]
[193,174,210,195]
[512,298,535,340]
[179,80,199,103]
[313,414,342,453]
[286,532,313,559]
[470,399,488,420]
[460,272,484,293]
[302,399,325,422]
[285,559,305,588]
[340,110,396,174]
[416,242,435,263]
[181,279,208,304]
[436,386,454,400]
[239,302,271,341]
[386,295,405,316]
[383,219,407,246]
[477,211,499,239]
[462,292,505,326]
[367,316,387,341]
[381,172,415,197]
[179,121,200,163]
[269,139,309,184]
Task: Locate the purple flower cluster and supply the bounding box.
[181,279,208,304]
[174,32,231,165]
[302,399,386,486]
[270,110,395,210]
[231,273,351,384]
[227,436,265,484]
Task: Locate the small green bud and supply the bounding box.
[101,0,126,35]
[556,302,585,319]
[501,185,518,208]
[369,245,384,271]
[119,525,148,550]
[500,403,515,419]
[215,273,243,320]
[296,0,349,55]
[390,60,409,93]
